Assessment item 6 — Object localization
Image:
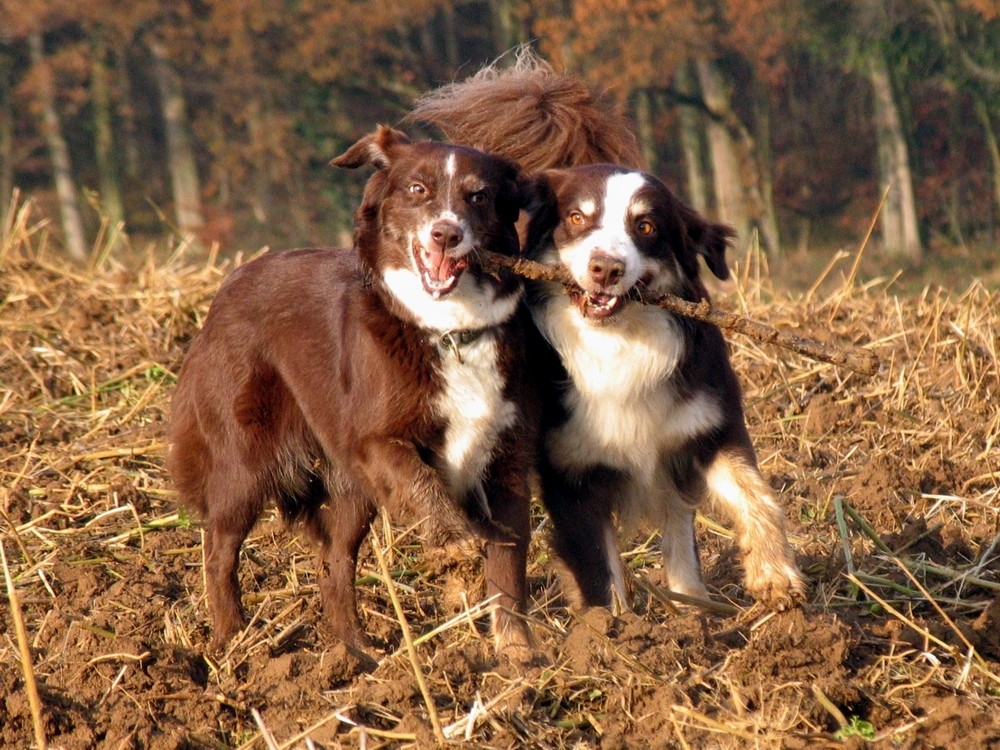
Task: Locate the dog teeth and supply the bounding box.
[422,271,458,299]
[590,294,618,311]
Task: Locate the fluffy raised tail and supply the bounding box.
[407,47,642,172]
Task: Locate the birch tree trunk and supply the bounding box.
[29,32,88,261]
[91,34,125,231]
[867,48,922,261]
[695,57,781,257]
[150,41,204,237]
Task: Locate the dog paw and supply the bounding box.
[492,616,533,664]
[324,640,378,685]
[745,562,808,610]
[208,615,246,652]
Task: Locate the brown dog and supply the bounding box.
[168,126,537,654]
[411,52,806,610]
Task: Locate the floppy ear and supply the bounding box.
[680,203,735,281]
[494,158,536,228]
[522,170,565,259]
[330,125,411,170]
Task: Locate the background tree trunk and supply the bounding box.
[695,57,781,257]
[0,50,14,228]
[751,77,782,259]
[867,48,922,261]
[150,40,204,238]
[975,98,1000,225]
[673,64,709,214]
[488,0,522,54]
[29,32,88,261]
[91,34,125,232]
[632,88,656,172]
[115,53,141,181]
[695,57,751,245]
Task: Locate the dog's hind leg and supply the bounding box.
[704,449,807,609]
[202,469,267,648]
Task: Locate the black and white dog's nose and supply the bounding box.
[588,253,625,288]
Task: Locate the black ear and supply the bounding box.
[330,125,411,170]
[680,203,735,281]
[522,170,565,259]
[494,158,536,227]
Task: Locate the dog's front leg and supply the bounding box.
[704,449,807,609]
[481,468,532,659]
[540,464,625,609]
[351,438,472,542]
[658,494,710,600]
[304,495,377,648]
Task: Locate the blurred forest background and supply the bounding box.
[1,0,998,273]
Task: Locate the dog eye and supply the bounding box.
[408,182,427,196]
[636,219,655,236]
[468,191,487,204]
[568,211,586,226]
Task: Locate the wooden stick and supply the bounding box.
[477,251,881,377]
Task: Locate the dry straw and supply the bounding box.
[370,516,446,745]
[2,191,999,747]
[1,541,47,750]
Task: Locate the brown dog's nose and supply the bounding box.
[431,221,464,251]
[588,254,625,288]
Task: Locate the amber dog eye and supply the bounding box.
[569,211,586,226]
[636,219,655,236]
[468,191,486,204]
[408,183,427,195]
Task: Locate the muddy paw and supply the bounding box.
[209,616,246,652]
[324,641,377,687]
[493,617,534,664]
[746,563,808,610]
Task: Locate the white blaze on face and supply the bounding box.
[381,150,522,331]
[414,152,470,259]
[559,172,649,292]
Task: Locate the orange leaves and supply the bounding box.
[722,0,806,86]
[535,0,709,94]
[960,0,1000,21]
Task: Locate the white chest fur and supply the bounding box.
[536,298,722,484]
[435,335,518,498]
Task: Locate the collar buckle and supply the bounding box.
[438,329,486,363]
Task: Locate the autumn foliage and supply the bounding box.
[0,0,998,261]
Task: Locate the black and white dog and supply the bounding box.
[411,53,807,610]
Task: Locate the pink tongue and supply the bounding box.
[425,250,462,281]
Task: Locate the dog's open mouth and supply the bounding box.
[414,241,469,298]
[569,288,625,320]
